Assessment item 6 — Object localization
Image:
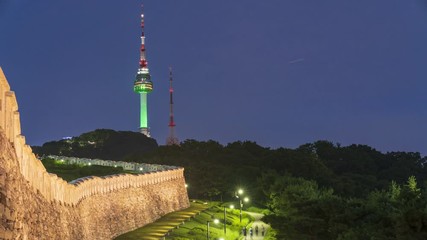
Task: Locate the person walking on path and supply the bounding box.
[244,211,270,240]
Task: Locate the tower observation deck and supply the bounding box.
[134,5,153,137]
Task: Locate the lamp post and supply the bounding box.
[207,219,219,240]
[235,189,249,223]
[239,199,243,223]
[236,189,243,223]
[223,206,227,235]
[206,221,210,240]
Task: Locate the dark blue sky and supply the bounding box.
[1,1,427,154]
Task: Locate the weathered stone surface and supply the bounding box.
[0,67,190,239]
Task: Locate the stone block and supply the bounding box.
[14,220,22,229]
[0,171,5,186]
[0,229,13,240]
[4,207,11,219]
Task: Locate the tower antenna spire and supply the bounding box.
[133,4,153,137]
[166,66,179,146]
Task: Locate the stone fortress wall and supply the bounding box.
[0,67,190,239]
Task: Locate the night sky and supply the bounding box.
[1,1,427,154]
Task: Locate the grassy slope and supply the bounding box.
[115,201,212,240]
[115,201,255,240]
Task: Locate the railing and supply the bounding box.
[47,155,178,173]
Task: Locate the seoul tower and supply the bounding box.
[166,67,179,145]
[133,5,153,137]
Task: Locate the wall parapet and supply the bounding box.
[0,67,187,206]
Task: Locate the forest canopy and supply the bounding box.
[33,129,427,239]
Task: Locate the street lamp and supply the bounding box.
[227,203,235,235]
[207,219,219,240]
[236,189,249,223]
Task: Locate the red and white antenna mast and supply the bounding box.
[166,66,179,146]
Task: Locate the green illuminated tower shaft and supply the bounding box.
[140,93,148,129]
[133,5,153,137]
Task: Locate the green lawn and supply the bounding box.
[41,157,129,182]
[115,201,254,240]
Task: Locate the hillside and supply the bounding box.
[32,129,158,161]
[34,131,427,239]
[34,132,427,199]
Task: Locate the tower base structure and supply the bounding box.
[140,127,150,137]
[166,136,179,146]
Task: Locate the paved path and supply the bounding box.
[242,212,270,240]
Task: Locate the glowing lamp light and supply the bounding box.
[238,189,244,195]
[214,219,219,224]
[244,197,249,202]
[139,167,143,171]
[185,184,188,188]
[230,204,235,209]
